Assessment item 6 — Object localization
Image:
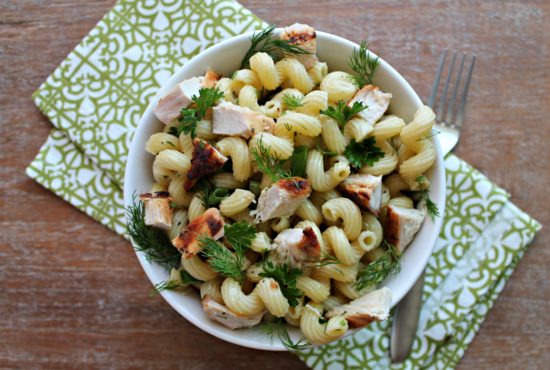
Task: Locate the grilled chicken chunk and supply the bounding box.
[172,208,225,258]
[252,177,312,223]
[280,23,318,69]
[153,76,204,124]
[339,174,383,215]
[184,139,228,190]
[139,192,174,230]
[203,68,221,88]
[384,204,425,253]
[269,227,321,268]
[327,287,392,328]
[212,102,275,138]
[202,295,264,329]
[348,85,392,125]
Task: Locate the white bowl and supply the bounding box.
[124,29,446,351]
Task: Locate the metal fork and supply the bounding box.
[390,50,476,363]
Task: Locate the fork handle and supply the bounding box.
[390,271,425,363]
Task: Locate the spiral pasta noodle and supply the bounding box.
[322,198,362,241]
[256,277,290,317]
[399,106,437,187]
[300,303,348,344]
[216,137,252,182]
[276,58,315,93]
[306,150,351,191]
[221,277,265,315]
[320,71,358,103]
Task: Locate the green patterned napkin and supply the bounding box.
[27,1,540,368]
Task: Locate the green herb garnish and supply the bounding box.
[260,317,311,351]
[290,146,309,177]
[414,175,440,220]
[241,25,311,69]
[126,197,180,269]
[320,100,367,128]
[416,129,442,141]
[251,136,291,182]
[198,222,255,284]
[354,240,400,291]
[224,222,256,255]
[199,237,246,283]
[282,93,304,110]
[349,40,380,87]
[171,87,223,138]
[199,187,229,208]
[149,270,200,296]
[306,253,342,268]
[344,136,385,169]
[260,260,303,307]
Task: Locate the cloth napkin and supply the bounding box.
[27,1,541,369]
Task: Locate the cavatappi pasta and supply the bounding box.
[138,23,439,347]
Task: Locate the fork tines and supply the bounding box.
[428,51,476,128]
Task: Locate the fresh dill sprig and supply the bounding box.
[281,93,304,110]
[320,100,367,128]
[415,175,440,220]
[344,137,385,169]
[150,280,183,296]
[354,240,401,291]
[199,237,246,283]
[251,136,291,182]
[260,317,311,351]
[171,87,223,138]
[224,222,256,255]
[260,260,303,307]
[149,270,200,296]
[416,129,441,141]
[241,25,312,68]
[126,197,180,270]
[306,253,342,269]
[349,40,380,87]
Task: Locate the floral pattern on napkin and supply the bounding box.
[32,0,264,186]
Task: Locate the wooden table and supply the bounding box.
[1,1,548,368]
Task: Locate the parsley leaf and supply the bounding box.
[260,260,303,307]
[354,240,401,291]
[349,40,380,88]
[172,87,223,138]
[343,137,385,169]
[320,100,367,128]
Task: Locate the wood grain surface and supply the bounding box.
[1,0,548,369]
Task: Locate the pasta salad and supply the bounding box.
[128,23,439,348]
